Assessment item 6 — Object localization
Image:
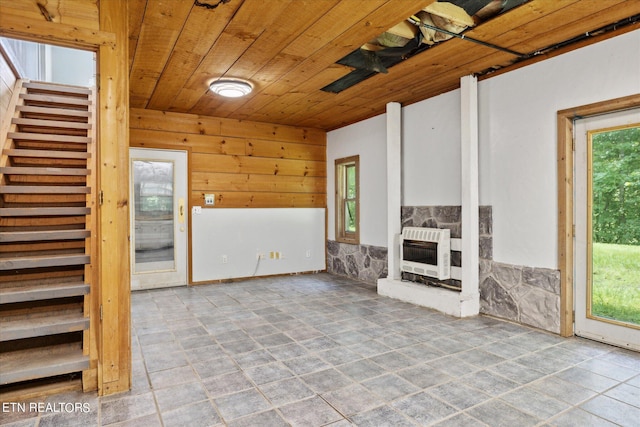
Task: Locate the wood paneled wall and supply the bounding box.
[130,108,327,209]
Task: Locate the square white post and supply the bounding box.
[460,75,480,315]
[385,102,402,280]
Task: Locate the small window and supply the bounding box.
[335,155,359,244]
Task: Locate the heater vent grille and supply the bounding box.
[400,227,450,280]
[402,227,447,243]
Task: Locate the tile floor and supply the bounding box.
[1,273,639,426]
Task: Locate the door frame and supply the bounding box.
[573,115,640,349]
[129,148,189,290]
[557,93,640,337]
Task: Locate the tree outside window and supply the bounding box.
[335,155,359,244]
[592,125,640,245]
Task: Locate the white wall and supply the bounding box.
[403,90,461,206]
[50,45,95,87]
[327,114,387,247]
[327,30,640,269]
[0,38,94,87]
[480,30,640,268]
[192,208,325,282]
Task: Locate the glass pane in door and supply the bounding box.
[590,125,640,326]
[132,160,175,273]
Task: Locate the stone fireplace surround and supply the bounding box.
[328,205,561,334]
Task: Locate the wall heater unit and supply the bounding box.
[400,227,450,280]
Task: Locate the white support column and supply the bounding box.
[379,86,479,318]
[460,75,480,316]
[385,102,402,280]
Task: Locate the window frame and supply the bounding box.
[335,155,360,244]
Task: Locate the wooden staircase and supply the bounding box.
[0,80,97,397]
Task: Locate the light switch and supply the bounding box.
[204,194,215,205]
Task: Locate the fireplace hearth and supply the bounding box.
[401,271,462,291]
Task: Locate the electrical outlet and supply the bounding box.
[256,252,264,260]
[204,194,215,205]
[221,255,228,264]
[193,206,202,214]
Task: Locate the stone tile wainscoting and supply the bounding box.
[401,205,493,261]
[402,206,561,334]
[329,206,562,334]
[480,261,561,334]
[326,241,388,283]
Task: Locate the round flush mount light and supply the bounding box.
[209,79,253,98]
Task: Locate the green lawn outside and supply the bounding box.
[592,242,640,325]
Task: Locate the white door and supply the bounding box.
[130,148,188,290]
[574,110,640,350]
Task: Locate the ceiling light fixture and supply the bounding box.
[209,79,253,98]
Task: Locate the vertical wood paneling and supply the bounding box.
[146,0,244,110]
[83,86,99,392]
[99,0,130,395]
[120,0,639,131]
[128,0,194,108]
[130,108,326,210]
[127,0,147,73]
[557,113,574,338]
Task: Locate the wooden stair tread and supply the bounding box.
[0,282,89,304]
[0,377,82,403]
[0,167,90,176]
[0,185,90,194]
[0,207,90,217]
[12,118,91,130]
[0,312,89,342]
[20,93,91,107]
[16,105,91,119]
[0,230,90,242]
[3,149,90,159]
[22,82,92,96]
[0,254,90,270]
[7,132,91,144]
[0,344,89,385]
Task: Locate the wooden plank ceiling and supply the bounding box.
[128,0,640,131]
